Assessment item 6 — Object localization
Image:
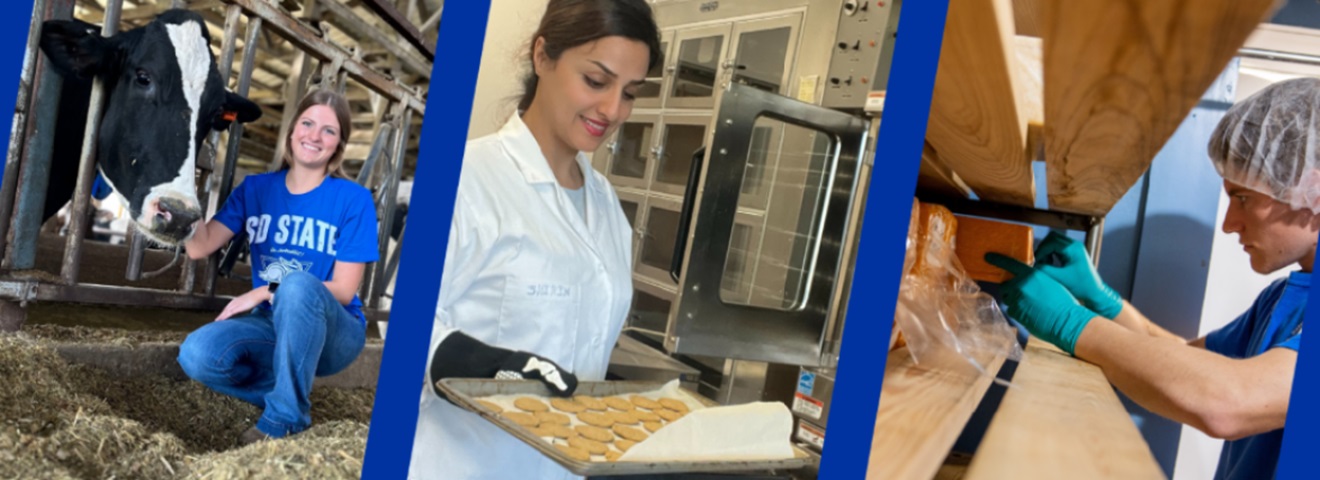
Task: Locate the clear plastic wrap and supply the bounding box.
[890,199,922,350]
[891,200,1023,377]
[1209,77,1320,213]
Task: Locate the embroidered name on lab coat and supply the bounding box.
[526,284,571,298]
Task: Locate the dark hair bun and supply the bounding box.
[518,0,662,111]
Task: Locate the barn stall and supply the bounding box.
[0,0,435,477]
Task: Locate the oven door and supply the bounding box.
[665,83,869,367]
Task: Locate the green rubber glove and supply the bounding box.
[986,253,1100,355]
[1034,231,1123,318]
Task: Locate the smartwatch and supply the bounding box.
[267,282,280,295]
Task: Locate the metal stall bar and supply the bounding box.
[381,223,403,295]
[368,102,409,309]
[357,101,398,303]
[325,55,345,93]
[178,230,197,291]
[202,4,245,296]
[0,279,228,311]
[125,228,145,279]
[0,0,43,265]
[355,123,394,186]
[219,15,262,217]
[205,12,263,292]
[2,0,74,269]
[336,61,350,96]
[59,0,123,285]
[379,106,411,305]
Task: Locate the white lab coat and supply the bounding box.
[408,115,634,479]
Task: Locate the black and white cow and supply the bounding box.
[38,9,261,245]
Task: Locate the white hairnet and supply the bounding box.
[1209,77,1320,214]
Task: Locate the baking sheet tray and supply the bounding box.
[436,378,816,476]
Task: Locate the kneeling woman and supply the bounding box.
[178,89,380,444]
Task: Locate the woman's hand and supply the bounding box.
[186,220,236,260]
[217,287,273,321]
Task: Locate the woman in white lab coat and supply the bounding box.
[408,1,661,478]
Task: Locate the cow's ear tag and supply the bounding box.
[221,111,238,122]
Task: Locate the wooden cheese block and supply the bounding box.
[953,215,1034,283]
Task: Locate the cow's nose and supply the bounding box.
[155,197,202,239]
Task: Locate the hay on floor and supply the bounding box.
[0,331,375,480]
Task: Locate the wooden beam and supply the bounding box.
[82,0,224,23]
[75,0,104,13]
[868,346,1008,480]
[420,6,441,34]
[1012,0,1041,37]
[244,124,280,141]
[963,339,1164,479]
[926,0,1034,207]
[238,136,275,162]
[1014,36,1042,129]
[1042,0,1276,215]
[1015,35,1043,162]
[316,0,431,78]
[199,13,295,77]
[269,0,320,170]
[916,142,974,199]
[219,0,426,113]
[355,0,435,61]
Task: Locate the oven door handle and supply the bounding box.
[670,145,706,283]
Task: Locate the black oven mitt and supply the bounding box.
[430,331,579,400]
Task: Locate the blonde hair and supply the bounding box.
[280,89,352,178]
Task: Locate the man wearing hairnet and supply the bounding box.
[988,77,1315,480]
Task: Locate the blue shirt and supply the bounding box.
[213,171,379,325]
[92,173,113,200]
[1205,271,1306,480]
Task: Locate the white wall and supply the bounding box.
[468,0,550,140]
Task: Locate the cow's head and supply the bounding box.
[39,10,261,245]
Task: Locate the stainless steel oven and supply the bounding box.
[665,83,869,367]
[598,0,901,460]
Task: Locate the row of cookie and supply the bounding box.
[551,425,646,462]
[494,407,680,430]
[483,399,689,428]
[577,408,685,427]
[506,395,692,415]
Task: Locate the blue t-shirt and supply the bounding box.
[92,173,114,200]
[213,171,379,325]
[1204,271,1306,480]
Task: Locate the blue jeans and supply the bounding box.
[178,271,365,437]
